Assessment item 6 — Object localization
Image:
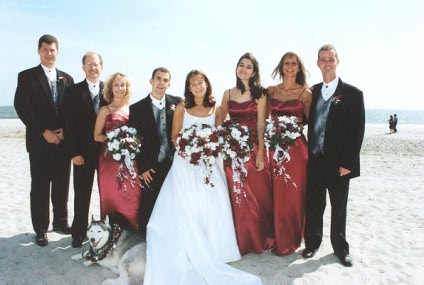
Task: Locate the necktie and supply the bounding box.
[51,81,58,109]
[93,94,99,114]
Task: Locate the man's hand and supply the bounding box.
[72,155,84,166]
[43,129,61,144]
[141,169,156,184]
[54,128,64,141]
[339,167,351,176]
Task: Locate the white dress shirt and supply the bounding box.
[86,79,100,98]
[150,93,166,110]
[321,77,339,101]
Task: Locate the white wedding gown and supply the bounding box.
[143,109,262,285]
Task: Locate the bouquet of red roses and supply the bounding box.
[176,123,221,187]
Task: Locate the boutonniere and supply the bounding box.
[167,104,176,115]
[57,76,67,86]
[331,95,342,106]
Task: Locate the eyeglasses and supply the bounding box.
[85,62,101,68]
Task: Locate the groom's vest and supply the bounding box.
[310,93,332,156]
[152,104,170,163]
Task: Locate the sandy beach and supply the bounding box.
[0,119,423,285]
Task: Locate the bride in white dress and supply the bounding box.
[143,70,262,285]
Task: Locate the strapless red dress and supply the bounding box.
[224,100,275,255]
[269,98,308,255]
[98,114,142,229]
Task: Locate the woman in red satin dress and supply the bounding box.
[94,72,142,230]
[221,53,274,255]
[267,52,312,255]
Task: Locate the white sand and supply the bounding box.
[0,119,423,285]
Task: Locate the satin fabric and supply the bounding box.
[224,100,274,255]
[144,110,262,285]
[98,114,142,229]
[269,98,308,256]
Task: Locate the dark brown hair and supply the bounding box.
[184,70,215,109]
[38,34,58,50]
[235,52,266,100]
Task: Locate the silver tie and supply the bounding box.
[93,94,99,114]
[51,81,58,109]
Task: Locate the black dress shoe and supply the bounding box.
[35,233,48,247]
[336,252,353,267]
[53,223,71,234]
[302,248,318,258]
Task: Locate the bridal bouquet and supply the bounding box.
[264,115,302,182]
[176,123,221,187]
[218,121,252,203]
[106,125,141,190]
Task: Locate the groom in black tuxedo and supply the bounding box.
[129,67,182,234]
[14,34,74,246]
[63,51,107,248]
[302,44,365,266]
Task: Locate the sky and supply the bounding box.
[0,0,421,110]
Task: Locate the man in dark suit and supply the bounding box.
[129,67,182,234]
[302,44,365,266]
[63,51,106,248]
[14,34,74,246]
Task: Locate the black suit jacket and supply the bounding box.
[129,94,182,174]
[308,78,365,178]
[14,64,74,154]
[63,80,107,159]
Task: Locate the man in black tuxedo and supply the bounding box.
[63,51,106,248]
[14,34,74,246]
[129,67,182,234]
[302,44,365,266]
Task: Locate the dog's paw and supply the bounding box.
[71,253,83,261]
[83,260,94,266]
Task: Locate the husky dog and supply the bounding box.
[71,215,146,285]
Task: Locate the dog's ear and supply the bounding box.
[104,215,110,225]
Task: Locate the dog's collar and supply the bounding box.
[84,224,122,262]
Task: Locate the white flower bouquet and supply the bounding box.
[106,125,141,190]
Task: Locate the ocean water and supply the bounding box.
[1,106,423,125]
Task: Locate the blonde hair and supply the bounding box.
[103,72,132,104]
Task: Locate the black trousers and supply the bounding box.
[138,158,172,235]
[304,153,350,255]
[71,151,99,240]
[29,151,70,234]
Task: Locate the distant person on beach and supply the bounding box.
[393,114,398,133]
[303,44,365,267]
[63,51,106,248]
[14,34,74,246]
[388,115,394,134]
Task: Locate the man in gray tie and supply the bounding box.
[63,51,106,247]
[302,44,365,267]
[14,34,74,246]
[129,67,182,234]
